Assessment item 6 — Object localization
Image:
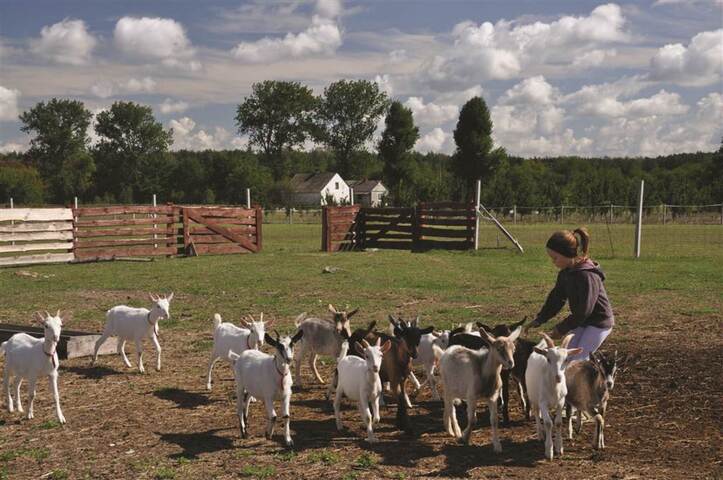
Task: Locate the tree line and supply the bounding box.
[1,79,720,208]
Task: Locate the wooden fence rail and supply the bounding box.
[321,202,476,252]
[0,204,263,267]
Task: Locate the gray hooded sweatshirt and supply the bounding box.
[533,258,615,335]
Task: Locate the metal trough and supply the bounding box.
[0,324,117,360]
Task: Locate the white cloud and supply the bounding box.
[114,17,199,70]
[415,127,449,153]
[0,85,21,121]
[418,3,630,90]
[404,97,458,127]
[232,16,342,63]
[169,117,247,151]
[572,49,617,69]
[158,99,189,115]
[374,74,394,96]
[499,76,559,106]
[388,49,408,63]
[89,77,156,98]
[30,18,97,65]
[653,0,723,6]
[0,140,27,153]
[649,29,723,86]
[316,0,342,19]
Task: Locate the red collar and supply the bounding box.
[43,346,57,368]
[274,358,289,388]
[247,334,254,350]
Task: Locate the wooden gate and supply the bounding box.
[0,208,74,266]
[182,206,262,255]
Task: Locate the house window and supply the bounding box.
[335,182,339,190]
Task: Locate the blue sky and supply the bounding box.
[0,0,721,157]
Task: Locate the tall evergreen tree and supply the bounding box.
[378,101,419,205]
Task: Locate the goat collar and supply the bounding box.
[246,334,254,350]
[43,345,57,368]
[274,356,290,388]
[146,311,154,326]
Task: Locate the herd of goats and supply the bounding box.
[1,293,620,461]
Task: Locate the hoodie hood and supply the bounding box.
[568,258,606,281]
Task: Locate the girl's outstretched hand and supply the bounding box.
[549,327,562,340]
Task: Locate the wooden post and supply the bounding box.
[10,197,14,247]
[152,194,158,249]
[246,188,251,209]
[474,179,481,250]
[560,205,564,224]
[166,204,175,255]
[634,180,644,258]
[321,206,328,252]
[182,207,190,255]
[513,204,517,225]
[255,206,263,252]
[350,188,354,205]
[720,203,722,226]
[412,206,421,251]
[662,204,666,225]
[609,203,614,224]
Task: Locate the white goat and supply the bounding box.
[525,333,582,460]
[408,330,450,400]
[333,338,391,443]
[92,293,173,373]
[206,313,270,391]
[1,311,67,423]
[230,330,304,447]
[434,327,521,450]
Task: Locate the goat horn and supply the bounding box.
[56,309,61,317]
[540,332,555,348]
[274,329,281,341]
[361,339,370,348]
[43,310,50,319]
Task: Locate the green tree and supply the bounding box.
[0,162,45,204]
[19,98,94,202]
[452,96,504,201]
[378,101,419,205]
[316,79,390,178]
[235,81,318,180]
[93,101,173,202]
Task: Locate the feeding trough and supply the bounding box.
[0,324,117,360]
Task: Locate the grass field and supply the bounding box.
[1,223,721,479]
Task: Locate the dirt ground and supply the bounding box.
[1,316,721,480]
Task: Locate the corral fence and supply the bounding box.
[321,202,476,252]
[1,204,262,267]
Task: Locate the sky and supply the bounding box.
[0,0,721,157]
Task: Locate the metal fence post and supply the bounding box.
[153,194,158,249]
[560,205,565,224]
[10,197,14,246]
[513,204,517,225]
[634,180,644,258]
[246,188,251,209]
[474,180,481,250]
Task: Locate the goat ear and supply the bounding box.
[534,347,547,356]
[31,311,45,325]
[512,316,527,329]
[291,329,303,345]
[380,339,392,354]
[354,341,365,356]
[361,339,370,348]
[508,326,522,342]
[476,322,492,332]
[540,332,555,348]
[60,311,71,324]
[366,320,376,332]
[375,337,381,346]
[149,293,158,302]
[328,304,338,314]
[420,326,434,335]
[264,333,278,348]
[411,316,419,327]
[240,318,251,328]
[567,347,583,357]
[264,317,274,328]
[166,292,174,302]
[387,315,397,325]
[347,308,359,318]
[560,333,575,349]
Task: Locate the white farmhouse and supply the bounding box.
[290,172,351,206]
[347,179,388,207]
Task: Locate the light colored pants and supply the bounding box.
[567,325,612,361]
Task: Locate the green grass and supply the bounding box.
[48,470,68,480]
[307,449,341,466]
[154,466,176,480]
[36,420,62,430]
[353,453,377,469]
[0,223,720,338]
[239,465,275,478]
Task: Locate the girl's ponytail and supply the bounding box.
[573,227,590,259]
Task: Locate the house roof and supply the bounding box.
[290,172,339,193]
[347,179,386,194]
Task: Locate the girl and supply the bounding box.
[526,227,614,361]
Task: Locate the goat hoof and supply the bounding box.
[285,439,294,448]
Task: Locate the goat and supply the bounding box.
[408,329,450,400]
[92,293,173,373]
[433,326,521,450]
[565,350,618,449]
[206,313,271,390]
[333,338,392,443]
[293,304,357,386]
[230,329,304,447]
[1,311,67,423]
[476,318,536,425]
[525,333,582,460]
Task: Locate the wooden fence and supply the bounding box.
[0,205,262,267]
[321,202,476,252]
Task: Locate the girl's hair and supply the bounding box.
[546,227,591,260]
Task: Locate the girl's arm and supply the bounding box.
[530,274,567,328]
[554,272,601,334]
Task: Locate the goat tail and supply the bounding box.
[213,313,222,330]
[294,312,307,327]
[227,350,240,363]
[337,340,349,362]
[0,340,6,357]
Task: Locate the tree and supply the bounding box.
[19,98,94,202]
[452,96,504,201]
[93,101,173,202]
[0,162,45,204]
[378,101,419,205]
[235,81,317,180]
[316,79,390,178]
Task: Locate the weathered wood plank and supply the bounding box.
[189,225,256,236]
[362,214,414,223]
[74,226,175,238]
[184,207,256,218]
[363,232,412,241]
[418,209,475,218]
[361,207,412,215]
[0,208,73,222]
[417,217,475,227]
[0,252,74,267]
[0,242,73,254]
[74,206,177,216]
[0,221,73,233]
[66,335,117,359]
[419,227,473,238]
[189,234,257,244]
[186,210,258,253]
[418,202,473,209]
[0,231,73,242]
[74,237,177,248]
[73,246,176,258]
[74,216,178,228]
